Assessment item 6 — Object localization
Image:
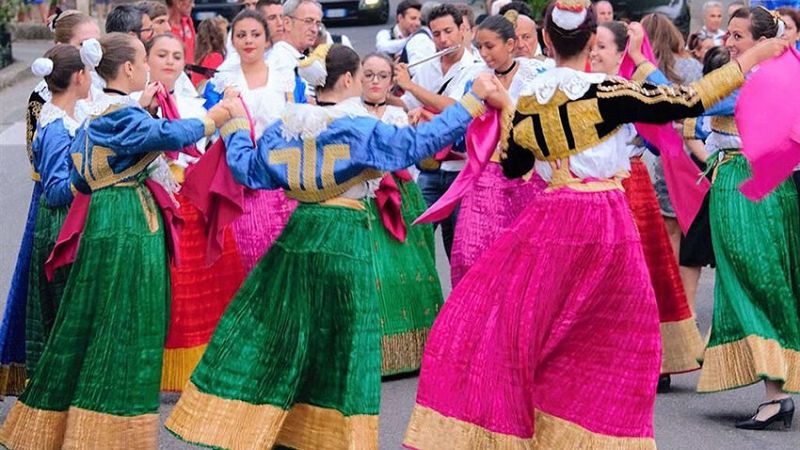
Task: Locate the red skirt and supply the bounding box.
[162,192,246,391]
[622,159,703,374]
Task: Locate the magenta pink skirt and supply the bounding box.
[231,189,297,272]
[405,187,661,449]
[450,163,546,287]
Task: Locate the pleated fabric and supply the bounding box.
[231,189,296,272]
[449,163,546,287]
[162,192,246,392]
[166,203,382,450]
[404,187,660,449]
[622,159,704,375]
[0,184,42,396]
[25,196,70,380]
[366,177,443,376]
[0,185,168,449]
[699,153,800,393]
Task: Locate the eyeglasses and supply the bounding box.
[289,16,323,28]
[363,71,392,81]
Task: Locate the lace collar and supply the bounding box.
[281,96,371,141]
[518,66,605,104]
[39,102,80,136]
[210,63,294,95]
[83,92,141,123]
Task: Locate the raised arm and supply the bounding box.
[634,61,738,117]
[90,107,216,155]
[220,118,279,190]
[359,93,485,171]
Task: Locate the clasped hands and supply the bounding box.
[206,87,249,129]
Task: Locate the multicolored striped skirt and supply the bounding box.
[0,183,41,396]
[0,184,169,449]
[366,177,443,376]
[231,189,296,272]
[699,153,800,393]
[405,186,660,449]
[622,159,703,374]
[167,202,382,449]
[162,192,245,391]
[450,162,545,287]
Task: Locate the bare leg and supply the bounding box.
[755,380,790,420]
[663,217,681,262]
[679,266,701,314]
[37,2,48,24]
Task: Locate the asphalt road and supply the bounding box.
[0,6,797,448]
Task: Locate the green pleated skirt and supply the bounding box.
[366,177,443,376]
[166,202,382,450]
[0,184,169,449]
[25,196,70,380]
[698,153,800,393]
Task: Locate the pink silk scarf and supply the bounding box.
[737,47,800,200]
[618,36,711,234]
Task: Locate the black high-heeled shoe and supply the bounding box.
[735,398,794,430]
[657,374,671,393]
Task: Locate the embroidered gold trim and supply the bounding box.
[381,328,430,376]
[202,117,216,137]
[135,184,160,233]
[683,117,698,139]
[285,169,384,203]
[220,117,250,138]
[710,116,738,135]
[320,197,367,210]
[0,363,26,397]
[497,105,515,156]
[62,407,159,449]
[660,317,704,374]
[166,382,378,450]
[596,79,701,107]
[459,92,486,118]
[545,160,625,193]
[80,143,159,192]
[404,406,655,450]
[31,171,41,182]
[161,344,208,392]
[0,401,67,449]
[693,62,743,110]
[632,61,657,82]
[698,335,800,393]
[169,164,185,184]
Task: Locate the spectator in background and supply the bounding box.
[167,0,197,64]
[193,17,228,86]
[498,1,542,59]
[398,2,437,71]
[375,0,423,57]
[24,0,49,24]
[701,1,726,45]
[687,30,714,62]
[106,4,155,43]
[727,0,747,19]
[452,3,481,60]
[241,0,258,10]
[257,0,285,44]
[778,7,800,50]
[595,0,614,23]
[138,1,170,35]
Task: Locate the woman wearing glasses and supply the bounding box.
[202,10,297,273]
[359,53,444,377]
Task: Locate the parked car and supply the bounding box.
[611,0,691,35]
[319,0,390,25]
[192,0,241,25]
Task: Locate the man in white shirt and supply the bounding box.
[701,1,726,45]
[267,0,322,101]
[395,4,479,259]
[375,0,423,57]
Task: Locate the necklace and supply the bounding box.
[316,100,337,106]
[495,60,517,77]
[364,100,387,108]
[103,87,129,96]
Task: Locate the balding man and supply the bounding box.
[595,0,613,23]
[513,14,542,59]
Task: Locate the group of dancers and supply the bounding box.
[0,0,796,448]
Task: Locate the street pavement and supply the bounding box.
[0,7,797,449]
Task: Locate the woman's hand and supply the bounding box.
[223,87,241,100]
[207,103,231,128]
[484,76,513,110]
[626,22,647,65]
[138,82,163,114]
[471,72,500,101]
[222,97,247,119]
[736,38,790,73]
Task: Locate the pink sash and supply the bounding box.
[618,36,711,234]
[737,48,800,200]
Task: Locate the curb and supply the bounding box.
[10,24,53,41]
[0,60,33,91]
